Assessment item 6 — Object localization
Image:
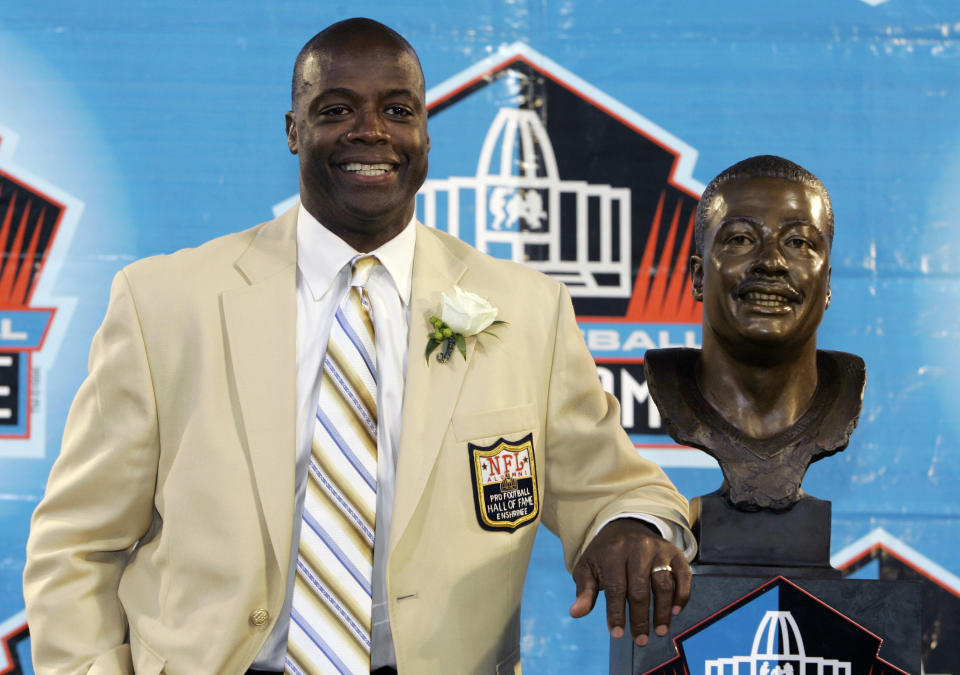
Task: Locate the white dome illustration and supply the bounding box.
[417,106,632,299]
[704,610,851,675]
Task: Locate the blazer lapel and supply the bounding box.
[390,226,471,554]
[220,207,298,578]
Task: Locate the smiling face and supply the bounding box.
[285,34,429,251]
[692,176,832,356]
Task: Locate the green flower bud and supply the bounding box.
[433,330,443,341]
[442,327,453,338]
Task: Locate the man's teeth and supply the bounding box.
[342,162,393,176]
[744,291,792,307]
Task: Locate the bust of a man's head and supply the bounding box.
[691,155,833,364]
[645,156,864,513]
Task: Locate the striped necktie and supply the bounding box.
[287,255,380,675]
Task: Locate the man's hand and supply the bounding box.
[568,519,691,646]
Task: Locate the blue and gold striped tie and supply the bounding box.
[287,256,380,675]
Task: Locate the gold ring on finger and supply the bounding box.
[651,564,673,574]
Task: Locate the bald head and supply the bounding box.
[284,17,430,251]
[292,18,424,107]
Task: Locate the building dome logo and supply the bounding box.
[415,43,708,457]
[420,106,633,300]
[639,577,909,675]
[705,610,851,675]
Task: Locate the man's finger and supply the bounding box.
[569,563,599,618]
[602,565,628,639]
[649,561,675,635]
[670,553,693,616]
[625,561,651,646]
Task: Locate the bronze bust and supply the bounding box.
[645,155,865,512]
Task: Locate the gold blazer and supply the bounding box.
[24,207,691,674]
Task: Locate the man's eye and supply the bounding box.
[786,237,813,250]
[386,105,412,117]
[321,105,350,116]
[726,234,753,246]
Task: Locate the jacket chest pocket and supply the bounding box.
[453,402,538,443]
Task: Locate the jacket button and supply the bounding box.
[250,608,270,627]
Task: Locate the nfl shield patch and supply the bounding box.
[468,433,539,531]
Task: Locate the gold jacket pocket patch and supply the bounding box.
[468,433,539,531]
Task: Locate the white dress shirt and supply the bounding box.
[251,205,689,670]
[252,205,414,670]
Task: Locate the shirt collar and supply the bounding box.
[296,203,416,305]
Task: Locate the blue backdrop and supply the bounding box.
[1,2,958,673]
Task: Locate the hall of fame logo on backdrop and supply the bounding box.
[417,43,710,466]
[0,124,81,457]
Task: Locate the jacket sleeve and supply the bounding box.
[539,283,694,572]
[23,270,161,675]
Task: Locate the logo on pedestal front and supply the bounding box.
[645,577,908,675]
[704,610,851,674]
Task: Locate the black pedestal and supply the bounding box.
[691,493,838,575]
[609,574,921,674]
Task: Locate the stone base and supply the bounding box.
[609,574,920,674]
[691,493,837,572]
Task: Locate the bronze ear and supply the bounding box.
[825,267,832,310]
[690,255,704,301]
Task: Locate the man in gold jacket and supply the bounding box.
[24,18,694,675]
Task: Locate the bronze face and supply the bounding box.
[692,176,831,355]
[285,34,430,251]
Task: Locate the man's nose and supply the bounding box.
[345,109,389,143]
[751,240,788,275]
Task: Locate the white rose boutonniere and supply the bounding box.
[426,286,506,363]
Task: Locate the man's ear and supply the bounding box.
[690,255,704,301]
[285,111,298,155]
[825,265,832,310]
